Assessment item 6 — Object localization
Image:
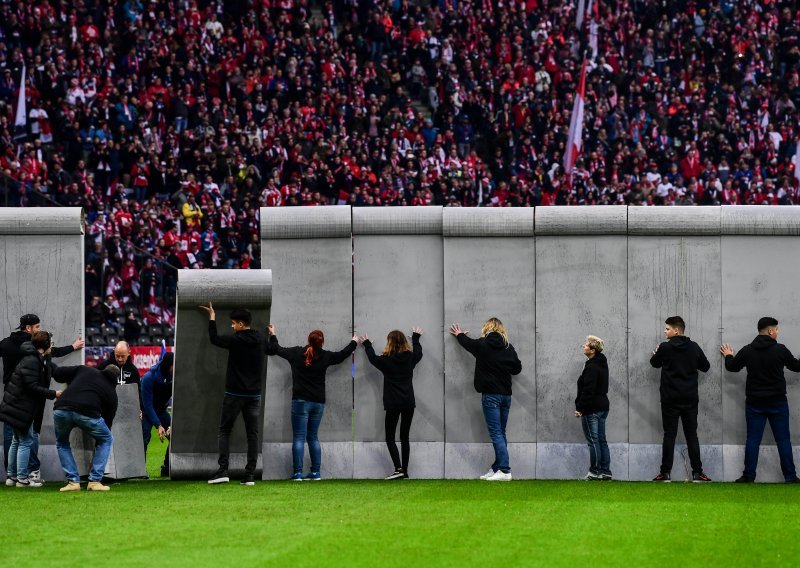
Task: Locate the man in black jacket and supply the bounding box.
[97,340,141,388]
[1,313,84,477]
[199,303,270,486]
[52,365,119,492]
[721,317,800,483]
[650,316,711,482]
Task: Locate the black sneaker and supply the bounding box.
[735,476,755,483]
[692,472,711,483]
[653,473,671,482]
[600,474,613,481]
[240,474,255,486]
[385,470,405,480]
[208,469,230,484]
[785,478,800,484]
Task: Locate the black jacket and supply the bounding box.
[53,366,118,427]
[1,330,74,385]
[575,352,610,414]
[269,335,356,404]
[97,355,141,387]
[724,335,800,405]
[0,343,57,430]
[209,321,270,396]
[363,333,422,409]
[456,332,522,395]
[650,336,710,404]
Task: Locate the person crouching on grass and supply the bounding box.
[450,318,522,482]
[200,303,270,487]
[575,335,611,481]
[361,327,423,480]
[267,325,357,481]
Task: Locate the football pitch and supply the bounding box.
[1,439,798,567]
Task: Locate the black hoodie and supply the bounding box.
[456,332,522,395]
[269,335,357,404]
[575,352,610,414]
[650,335,710,404]
[53,366,118,427]
[209,321,270,395]
[724,335,800,405]
[1,330,75,385]
[363,333,423,409]
[0,342,57,430]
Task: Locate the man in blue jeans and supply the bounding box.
[52,364,119,492]
[721,317,800,483]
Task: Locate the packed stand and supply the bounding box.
[0,0,799,342]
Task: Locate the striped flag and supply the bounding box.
[794,140,800,186]
[13,64,27,141]
[563,60,588,185]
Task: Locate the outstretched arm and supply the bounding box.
[329,336,358,365]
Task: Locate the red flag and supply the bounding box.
[563,60,588,185]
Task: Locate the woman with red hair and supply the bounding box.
[267,324,357,481]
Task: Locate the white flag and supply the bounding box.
[14,64,26,140]
[794,140,800,186]
[576,0,586,29]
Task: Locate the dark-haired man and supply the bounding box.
[52,364,120,492]
[721,317,800,483]
[1,314,84,477]
[650,316,711,482]
[199,302,270,486]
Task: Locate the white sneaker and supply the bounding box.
[485,470,512,482]
[16,478,43,488]
[5,477,18,487]
[29,470,41,482]
[479,469,495,480]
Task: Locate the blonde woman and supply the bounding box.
[450,318,522,481]
[575,336,611,481]
[360,327,423,480]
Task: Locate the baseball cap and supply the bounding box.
[18,314,40,330]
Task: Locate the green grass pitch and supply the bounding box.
[1,436,797,567]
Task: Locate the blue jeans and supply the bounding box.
[744,401,798,481]
[54,409,114,482]
[4,422,39,472]
[291,400,324,474]
[482,394,512,474]
[7,424,36,480]
[581,410,611,475]
[142,410,171,472]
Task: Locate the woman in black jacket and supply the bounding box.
[450,318,522,482]
[0,331,61,487]
[268,324,357,481]
[575,335,611,481]
[361,327,423,480]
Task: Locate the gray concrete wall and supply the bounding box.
[353,207,445,478]
[259,205,800,482]
[0,208,85,482]
[171,269,271,479]
[260,207,353,480]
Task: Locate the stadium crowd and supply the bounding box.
[0,0,799,328]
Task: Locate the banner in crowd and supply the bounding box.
[84,345,173,375]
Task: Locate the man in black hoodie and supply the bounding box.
[650,316,711,482]
[52,365,120,492]
[200,303,270,486]
[0,314,84,477]
[721,317,800,483]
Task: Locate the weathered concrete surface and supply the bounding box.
[171,269,272,479]
[0,208,84,481]
[260,207,353,480]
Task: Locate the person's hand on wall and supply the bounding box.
[165,426,171,439]
[72,336,85,350]
[199,302,215,320]
[720,343,735,357]
[575,411,582,417]
[267,324,276,336]
[412,326,423,335]
[352,333,359,343]
[449,323,467,336]
[358,333,369,344]
[55,390,63,398]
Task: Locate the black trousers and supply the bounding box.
[661,402,703,474]
[385,408,415,472]
[218,395,261,474]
